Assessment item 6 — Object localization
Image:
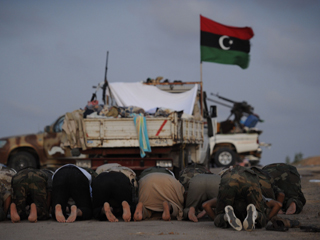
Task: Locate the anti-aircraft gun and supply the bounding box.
[209,93,263,129]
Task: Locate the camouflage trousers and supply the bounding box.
[214,167,267,228]
[263,163,306,214]
[12,169,49,220]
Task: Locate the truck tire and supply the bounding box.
[8,151,37,171]
[214,148,236,167]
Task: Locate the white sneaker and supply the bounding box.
[225,205,242,231]
[243,204,258,231]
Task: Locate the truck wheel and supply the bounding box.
[8,151,37,171]
[214,148,236,167]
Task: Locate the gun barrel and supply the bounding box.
[102,51,110,105]
[211,93,237,103]
[207,97,233,108]
[104,51,109,83]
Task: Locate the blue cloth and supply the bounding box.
[133,114,151,158]
[244,115,259,128]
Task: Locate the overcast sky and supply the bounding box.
[1,0,319,165]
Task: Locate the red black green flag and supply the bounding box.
[200,15,254,69]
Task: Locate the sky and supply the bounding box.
[1,0,319,166]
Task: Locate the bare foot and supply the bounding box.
[162,201,171,221]
[28,203,37,223]
[197,210,207,219]
[10,203,20,223]
[188,207,198,222]
[66,205,78,223]
[55,204,66,223]
[278,209,285,214]
[134,202,143,221]
[122,201,131,222]
[286,202,296,215]
[104,202,118,222]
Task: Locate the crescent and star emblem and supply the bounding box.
[219,35,233,50]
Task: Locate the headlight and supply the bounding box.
[0,140,7,148]
[156,160,172,168]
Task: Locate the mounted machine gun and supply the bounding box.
[209,93,263,129]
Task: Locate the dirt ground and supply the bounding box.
[1,161,320,240]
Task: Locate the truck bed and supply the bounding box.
[83,113,203,148]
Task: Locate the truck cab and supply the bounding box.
[0,115,89,171]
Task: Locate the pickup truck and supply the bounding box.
[0,114,86,171]
[0,81,211,177]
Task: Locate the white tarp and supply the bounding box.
[108,82,198,115]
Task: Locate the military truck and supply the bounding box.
[0,81,211,177]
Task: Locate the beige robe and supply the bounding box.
[138,172,185,220]
[60,109,87,150]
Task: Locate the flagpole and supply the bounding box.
[200,61,203,82]
[200,61,203,116]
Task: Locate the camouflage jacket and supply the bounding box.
[0,166,16,201]
[262,163,306,208]
[250,166,282,200]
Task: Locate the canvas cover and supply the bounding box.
[108,82,198,115]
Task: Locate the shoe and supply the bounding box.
[225,205,242,231]
[243,204,257,231]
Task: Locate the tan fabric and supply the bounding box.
[192,94,203,121]
[106,106,119,117]
[95,163,121,174]
[60,109,87,150]
[138,173,185,220]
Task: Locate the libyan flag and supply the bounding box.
[200,15,254,69]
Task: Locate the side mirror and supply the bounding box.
[210,105,217,118]
[44,126,51,133]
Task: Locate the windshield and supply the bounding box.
[53,116,65,133]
